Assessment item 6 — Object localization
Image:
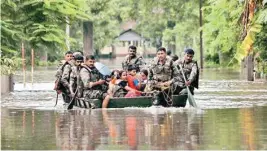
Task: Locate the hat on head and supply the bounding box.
[74,54,84,61]
[73,51,83,57]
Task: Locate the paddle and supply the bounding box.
[179,65,197,107]
[54,93,59,107]
[67,89,78,110]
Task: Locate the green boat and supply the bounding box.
[73,95,188,109]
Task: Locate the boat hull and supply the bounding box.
[73,95,188,109]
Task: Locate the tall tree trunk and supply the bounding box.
[66,17,70,51]
[83,21,93,56]
[246,54,254,81]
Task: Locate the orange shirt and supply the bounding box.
[111,78,116,85]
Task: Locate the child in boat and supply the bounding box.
[126,65,139,90]
[108,70,140,98]
[125,65,142,97]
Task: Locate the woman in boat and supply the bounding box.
[110,70,120,85]
[108,70,141,98]
[139,69,148,92]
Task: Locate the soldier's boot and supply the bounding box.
[89,99,99,109]
[90,103,96,109]
[62,93,71,103]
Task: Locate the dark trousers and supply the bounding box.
[62,88,71,103]
[152,88,173,107]
[173,85,194,95]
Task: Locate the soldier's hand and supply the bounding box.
[66,88,71,94]
[70,92,75,98]
[185,81,191,86]
[159,82,165,87]
[56,90,62,94]
[163,81,171,86]
[98,79,106,85]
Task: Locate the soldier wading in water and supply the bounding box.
[54,51,74,104]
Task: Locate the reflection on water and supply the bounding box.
[2,107,267,150]
[2,58,267,150]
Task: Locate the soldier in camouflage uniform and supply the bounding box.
[122,45,145,72]
[69,54,84,98]
[148,47,179,106]
[80,55,110,108]
[173,48,199,95]
[55,51,74,103]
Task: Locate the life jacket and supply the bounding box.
[81,65,103,90]
[150,57,173,82]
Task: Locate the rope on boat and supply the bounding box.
[161,86,173,106]
[111,82,180,107]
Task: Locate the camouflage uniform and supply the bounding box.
[55,60,74,103]
[111,81,128,98]
[148,57,179,106]
[173,59,199,95]
[149,57,179,84]
[69,65,83,98]
[80,65,107,101]
[122,55,145,72]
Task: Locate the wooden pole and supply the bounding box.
[31,49,34,86]
[22,43,26,87]
[199,0,204,69]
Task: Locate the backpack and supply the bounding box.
[191,61,199,89]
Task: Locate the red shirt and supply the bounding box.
[126,75,137,90]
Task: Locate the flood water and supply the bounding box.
[1,58,267,150]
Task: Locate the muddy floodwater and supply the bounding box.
[1,58,267,150]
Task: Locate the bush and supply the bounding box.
[1,57,21,75]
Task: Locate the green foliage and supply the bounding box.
[203,0,243,64]
[68,0,122,52]
[203,0,267,69]
[0,20,24,57]
[1,0,93,74]
[254,23,267,60]
[0,57,21,75]
[126,0,200,55]
[1,0,266,72]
